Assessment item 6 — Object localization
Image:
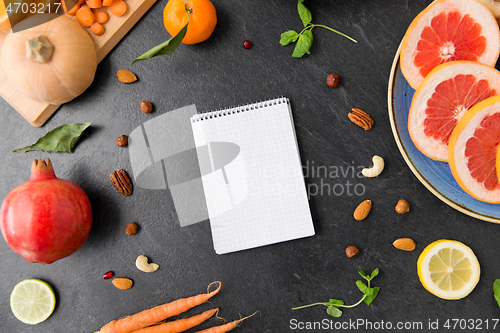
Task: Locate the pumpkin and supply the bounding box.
[1,13,97,105]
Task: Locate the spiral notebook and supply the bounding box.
[190,97,315,254]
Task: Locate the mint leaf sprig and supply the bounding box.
[292,268,379,318]
[494,279,500,308]
[280,0,357,58]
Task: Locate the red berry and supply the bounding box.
[103,271,114,280]
[243,40,252,49]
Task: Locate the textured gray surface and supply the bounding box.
[1,0,500,332]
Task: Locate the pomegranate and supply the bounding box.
[0,159,92,264]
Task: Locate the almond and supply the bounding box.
[112,277,133,290]
[393,238,416,251]
[353,200,372,221]
[117,69,137,83]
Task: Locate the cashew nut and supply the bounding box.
[362,155,384,178]
[135,255,159,273]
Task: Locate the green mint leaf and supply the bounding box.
[280,30,299,45]
[494,279,500,308]
[358,270,369,280]
[364,287,374,296]
[13,123,91,153]
[370,268,380,280]
[297,0,312,27]
[328,299,344,306]
[327,306,342,317]
[364,287,380,306]
[292,29,313,58]
[356,280,368,294]
[132,22,188,64]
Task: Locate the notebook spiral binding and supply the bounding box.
[191,97,289,122]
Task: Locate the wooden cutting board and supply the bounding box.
[0,0,157,127]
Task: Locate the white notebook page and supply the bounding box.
[191,97,315,254]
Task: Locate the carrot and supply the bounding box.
[133,308,218,333]
[76,5,95,27]
[94,10,109,24]
[194,312,259,333]
[86,0,102,8]
[99,281,221,333]
[90,22,105,36]
[62,0,81,15]
[102,0,113,7]
[109,0,127,16]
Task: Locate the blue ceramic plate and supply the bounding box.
[388,44,500,223]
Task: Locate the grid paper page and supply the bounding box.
[191,97,315,254]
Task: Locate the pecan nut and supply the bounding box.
[348,108,374,130]
[110,169,133,196]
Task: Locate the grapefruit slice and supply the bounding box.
[400,0,500,89]
[408,60,500,162]
[476,0,500,24]
[449,96,500,203]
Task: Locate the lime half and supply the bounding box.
[10,279,56,325]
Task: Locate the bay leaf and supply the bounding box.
[131,22,188,65]
[13,122,91,153]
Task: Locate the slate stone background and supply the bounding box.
[1,0,500,332]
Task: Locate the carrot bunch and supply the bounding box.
[96,281,256,333]
[62,0,128,36]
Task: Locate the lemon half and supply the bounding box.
[10,279,56,325]
[417,240,480,300]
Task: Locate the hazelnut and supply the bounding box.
[140,100,153,113]
[395,199,410,214]
[327,73,340,88]
[116,135,128,147]
[345,245,359,258]
[125,222,139,235]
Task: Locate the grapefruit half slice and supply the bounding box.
[401,0,500,89]
[476,0,500,24]
[408,60,500,162]
[449,96,500,203]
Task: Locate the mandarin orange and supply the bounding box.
[163,0,217,45]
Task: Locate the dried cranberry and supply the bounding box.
[243,40,253,49]
[103,271,114,280]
